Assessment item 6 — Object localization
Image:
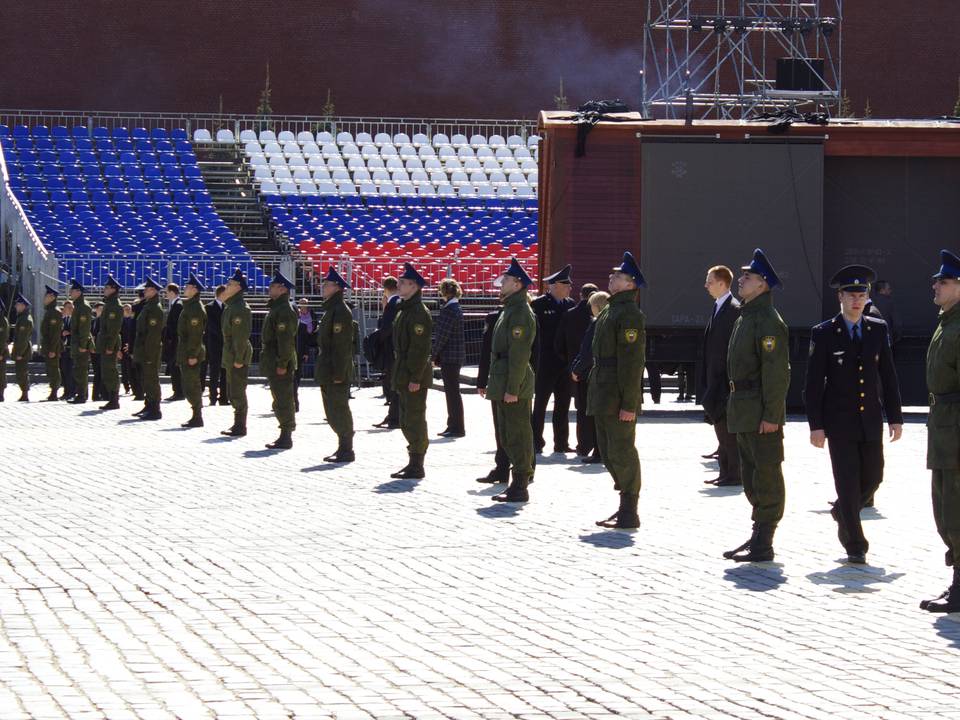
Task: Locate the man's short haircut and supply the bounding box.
[874,279,890,293]
[215,284,226,297]
[580,283,599,300]
[708,265,734,287]
[166,283,180,294]
[382,276,398,291]
[588,291,610,312]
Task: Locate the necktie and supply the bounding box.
[852,324,861,343]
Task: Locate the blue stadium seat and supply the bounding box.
[72,125,89,138]
[112,127,129,139]
[32,125,50,138]
[131,128,149,140]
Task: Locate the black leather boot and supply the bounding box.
[182,407,204,428]
[476,467,509,484]
[924,566,960,613]
[18,389,29,402]
[724,523,758,560]
[596,492,639,528]
[43,389,59,402]
[266,429,293,450]
[324,436,355,463]
[100,391,120,410]
[493,469,530,502]
[730,522,776,562]
[390,453,425,479]
[141,401,162,421]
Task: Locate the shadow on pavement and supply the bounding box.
[934,616,960,648]
[805,565,904,594]
[475,503,523,518]
[723,563,787,591]
[578,530,635,549]
[301,463,338,472]
[374,478,421,493]
[243,448,286,458]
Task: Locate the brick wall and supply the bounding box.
[0,1,957,120]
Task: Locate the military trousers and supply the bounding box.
[72,351,91,400]
[141,358,161,404]
[180,360,204,411]
[0,355,6,390]
[14,357,29,392]
[398,385,429,454]
[828,437,883,555]
[595,413,642,496]
[100,351,119,394]
[227,364,248,426]
[737,430,785,524]
[267,367,296,432]
[932,469,960,567]
[493,397,534,477]
[321,383,353,442]
[45,354,61,391]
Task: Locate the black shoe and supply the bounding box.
[923,567,960,613]
[18,392,29,402]
[42,391,59,402]
[728,523,776,562]
[594,492,639,528]
[218,399,230,406]
[182,413,204,428]
[100,393,120,411]
[847,553,867,565]
[704,477,721,485]
[493,469,530,502]
[60,393,74,401]
[476,469,509,484]
[438,429,465,438]
[140,402,162,421]
[716,478,743,487]
[220,426,247,437]
[390,453,425,479]
[554,445,575,453]
[265,431,293,450]
[68,397,87,405]
[374,418,399,429]
[165,394,185,402]
[323,447,356,463]
[581,454,604,464]
[702,450,720,459]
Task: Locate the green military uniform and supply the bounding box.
[391,288,433,477]
[487,287,537,499]
[40,300,62,398]
[588,289,646,514]
[316,289,355,459]
[926,303,960,568]
[221,290,252,433]
[176,292,207,420]
[96,293,123,406]
[725,289,790,560]
[261,292,298,440]
[134,293,164,415]
[71,294,94,402]
[922,250,960,613]
[12,307,33,398]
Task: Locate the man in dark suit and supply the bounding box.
[120,303,136,394]
[698,265,742,487]
[205,284,228,405]
[531,264,577,453]
[805,265,903,565]
[59,300,76,400]
[373,276,401,429]
[163,283,184,401]
[556,282,598,457]
[294,296,316,412]
[869,280,902,349]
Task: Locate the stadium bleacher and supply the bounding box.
[0,123,271,290]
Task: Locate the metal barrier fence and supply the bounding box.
[0,109,536,143]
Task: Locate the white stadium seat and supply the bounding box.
[321,143,340,159]
[374,132,392,147]
[410,170,430,186]
[279,181,298,195]
[297,131,314,144]
[332,169,351,182]
[366,157,386,171]
[437,184,455,196]
[385,157,404,171]
[359,182,377,196]
[527,170,539,184]
[378,183,396,195]
[254,167,272,181]
[419,184,436,196]
[337,180,357,195]
[380,144,399,158]
[298,181,318,195]
[418,145,437,159]
[260,180,278,194]
[259,130,277,144]
[347,157,366,171]
[457,146,475,159]
[193,129,212,143]
[336,131,354,144]
[239,129,258,143]
[489,171,509,187]
[248,154,267,167]
[450,171,470,187]
[404,158,424,171]
[501,158,520,172]
[355,131,373,145]
[412,133,430,147]
[316,131,333,143]
[482,158,500,172]
[506,134,524,149]
[476,146,495,160]
[433,133,451,146]
[527,135,541,147]
[463,158,482,172]
[489,134,506,149]
[288,156,307,168]
[514,147,532,161]
[352,168,371,183]
[394,133,411,145]
[361,144,379,160]
[268,156,287,169]
[469,134,487,149]
[391,170,410,184]
[520,158,538,173]
[451,134,469,148]
[399,144,418,160]
[397,182,417,197]
[424,158,443,172]
[263,142,283,157]
[495,146,513,160]
[516,185,535,198]
[437,146,456,160]
[312,168,331,181]
[476,185,496,198]
[508,172,526,187]
[326,156,345,169]
[273,168,293,182]
[372,170,391,185]
[307,156,325,170]
[317,181,338,195]
[293,168,312,181]
[341,143,361,159]
[302,142,321,157]
[469,171,487,184]
[216,129,236,143]
[277,130,295,142]
[244,141,261,155]
[429,171,447,185]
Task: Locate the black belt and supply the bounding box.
[493,352,507,360]
[596,358,617,367]
[729,379,758,392]
[930,392,960,406]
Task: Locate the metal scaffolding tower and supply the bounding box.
[641,1,843,119]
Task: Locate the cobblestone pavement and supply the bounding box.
[0,381,958,719]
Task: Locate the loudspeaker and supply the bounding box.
[776,58,826,91]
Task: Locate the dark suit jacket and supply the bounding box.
[698,294,740,422]
[432,299,465,366]
[162,297,182,363]
[555,299,593,371]
[804,313,903,441]
[571,319,597,378]
[205,299,224,356]
[476,309,501,391]
[121,316,135,353]
[376,294,401,369]
[531,293,575,375]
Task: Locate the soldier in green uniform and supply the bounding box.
[40,285,62,401]
[67,279,94,404]
[486,258,537,503]
[723,249,790,563]
[588,253,646,527]
[0,298,8,402]
[133,276,165,420]
[389,263,433,480]
[262,271,299,449]
[220,268,253,438]
[316,266,356,463]
[12,293,33,402]
[920,250,960,614]
[177,273,207,428]
[96,276,124,411]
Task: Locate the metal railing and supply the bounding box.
[0,109,537,142]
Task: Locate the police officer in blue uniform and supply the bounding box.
[805,265,903,565]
